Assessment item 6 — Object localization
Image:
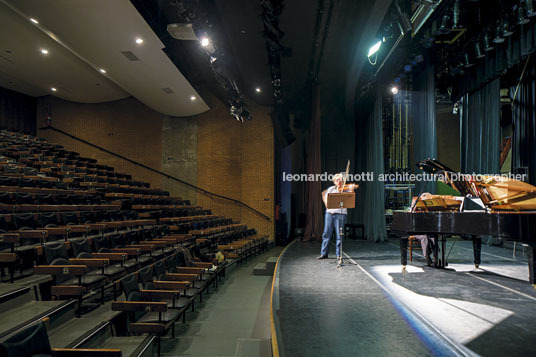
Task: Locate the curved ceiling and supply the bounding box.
[0,0,209,117]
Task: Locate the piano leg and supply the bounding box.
[528,244,536,286]
[400,235,408,267]
[440,234,446,268]
[472,235,481,268]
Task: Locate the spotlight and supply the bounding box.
[40,48,48,55]
[190,96,196,101]
[135,38,143,44]
[475,42,485,58]
[439,15,450,34]
[483,33,494,51]
[502,17,514,36]
[200,37,210,47]
[99,68,106,74]
[518,4,530,25]
[464,53,474,68]
[493,24,505,44]
[390,86,399,95]
[526,0,536,17]
[29,18,38,24]
[453,0,461,29]
[51,87,57,92]
[255,87,261,93]
[367,40,382,57]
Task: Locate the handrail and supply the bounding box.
[39,126,271,222]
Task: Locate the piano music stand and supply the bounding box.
[327,192,356,268]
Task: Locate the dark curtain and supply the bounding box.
[460,78,500,174]
[412,60,437,193]
[355,84,387,242]
[455,22,536,98]
[512,58,536,185]
[303,84,323,241]
[0,87,36,135]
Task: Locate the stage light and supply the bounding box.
[200,37,210,47]
[30,18,38,24]
[453,0,461,29]
[526,0,536,17]
[255,87,261,93]
[40,48,48,55]
[391,86,399,95]
[464,53,474,68]
[475,42,485,58]
[439,15,450,34]
[502,17,514,36]
[483,33,494,51]
[493,25,505,44]
[367,40,382,57]
[518,4,530,25]
[51,87,57,92]
[135,38,143,44]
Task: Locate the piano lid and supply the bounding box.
[416,159,475,197]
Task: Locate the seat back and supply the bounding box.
[153,259,167,280]
[12,213,36,230]
[0,321,53,357]
[92,235,111,253]
[39,212,58,228]
[61,211,79,225]
[109,233,125,248]
[138,265,154,289]
[71,238,93,259]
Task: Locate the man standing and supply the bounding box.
[318,173,356,259]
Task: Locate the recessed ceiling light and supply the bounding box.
[51,87,57,92]
[30,18,38,24]
[200,37,209,47]
[255,87,261,93]
[190,96,196,101]
[135,38,143,44]
[40,48,48,55]
[99,68,106,74]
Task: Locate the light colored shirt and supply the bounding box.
[325,186,348,215]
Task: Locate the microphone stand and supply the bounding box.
[336,201,357,268]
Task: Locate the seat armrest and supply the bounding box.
[51,285,85,296]
[92,253,127,262]
[112,300,167,312]
[34,265,87,275]
[165,273,197,282]
[154,280,189,290]
[69,258,109,267]
[52,348,121,357]
[141,289,179,299]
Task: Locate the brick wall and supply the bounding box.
[196,99,275,240]
[36,95,275,240]
[36,96,163,188]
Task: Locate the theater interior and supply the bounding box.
[0,0,536,356]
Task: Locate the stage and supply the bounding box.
[271,238,536,356]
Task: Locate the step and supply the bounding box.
[253,263,268,276]
[235,338,271,357]
[265,256,278,271]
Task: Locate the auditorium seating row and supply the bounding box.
[0,130,270,356]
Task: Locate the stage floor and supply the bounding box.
[272,238,536,357]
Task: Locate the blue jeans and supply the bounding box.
[320,213,346,257]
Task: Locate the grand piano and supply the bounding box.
[391,159,536,285]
